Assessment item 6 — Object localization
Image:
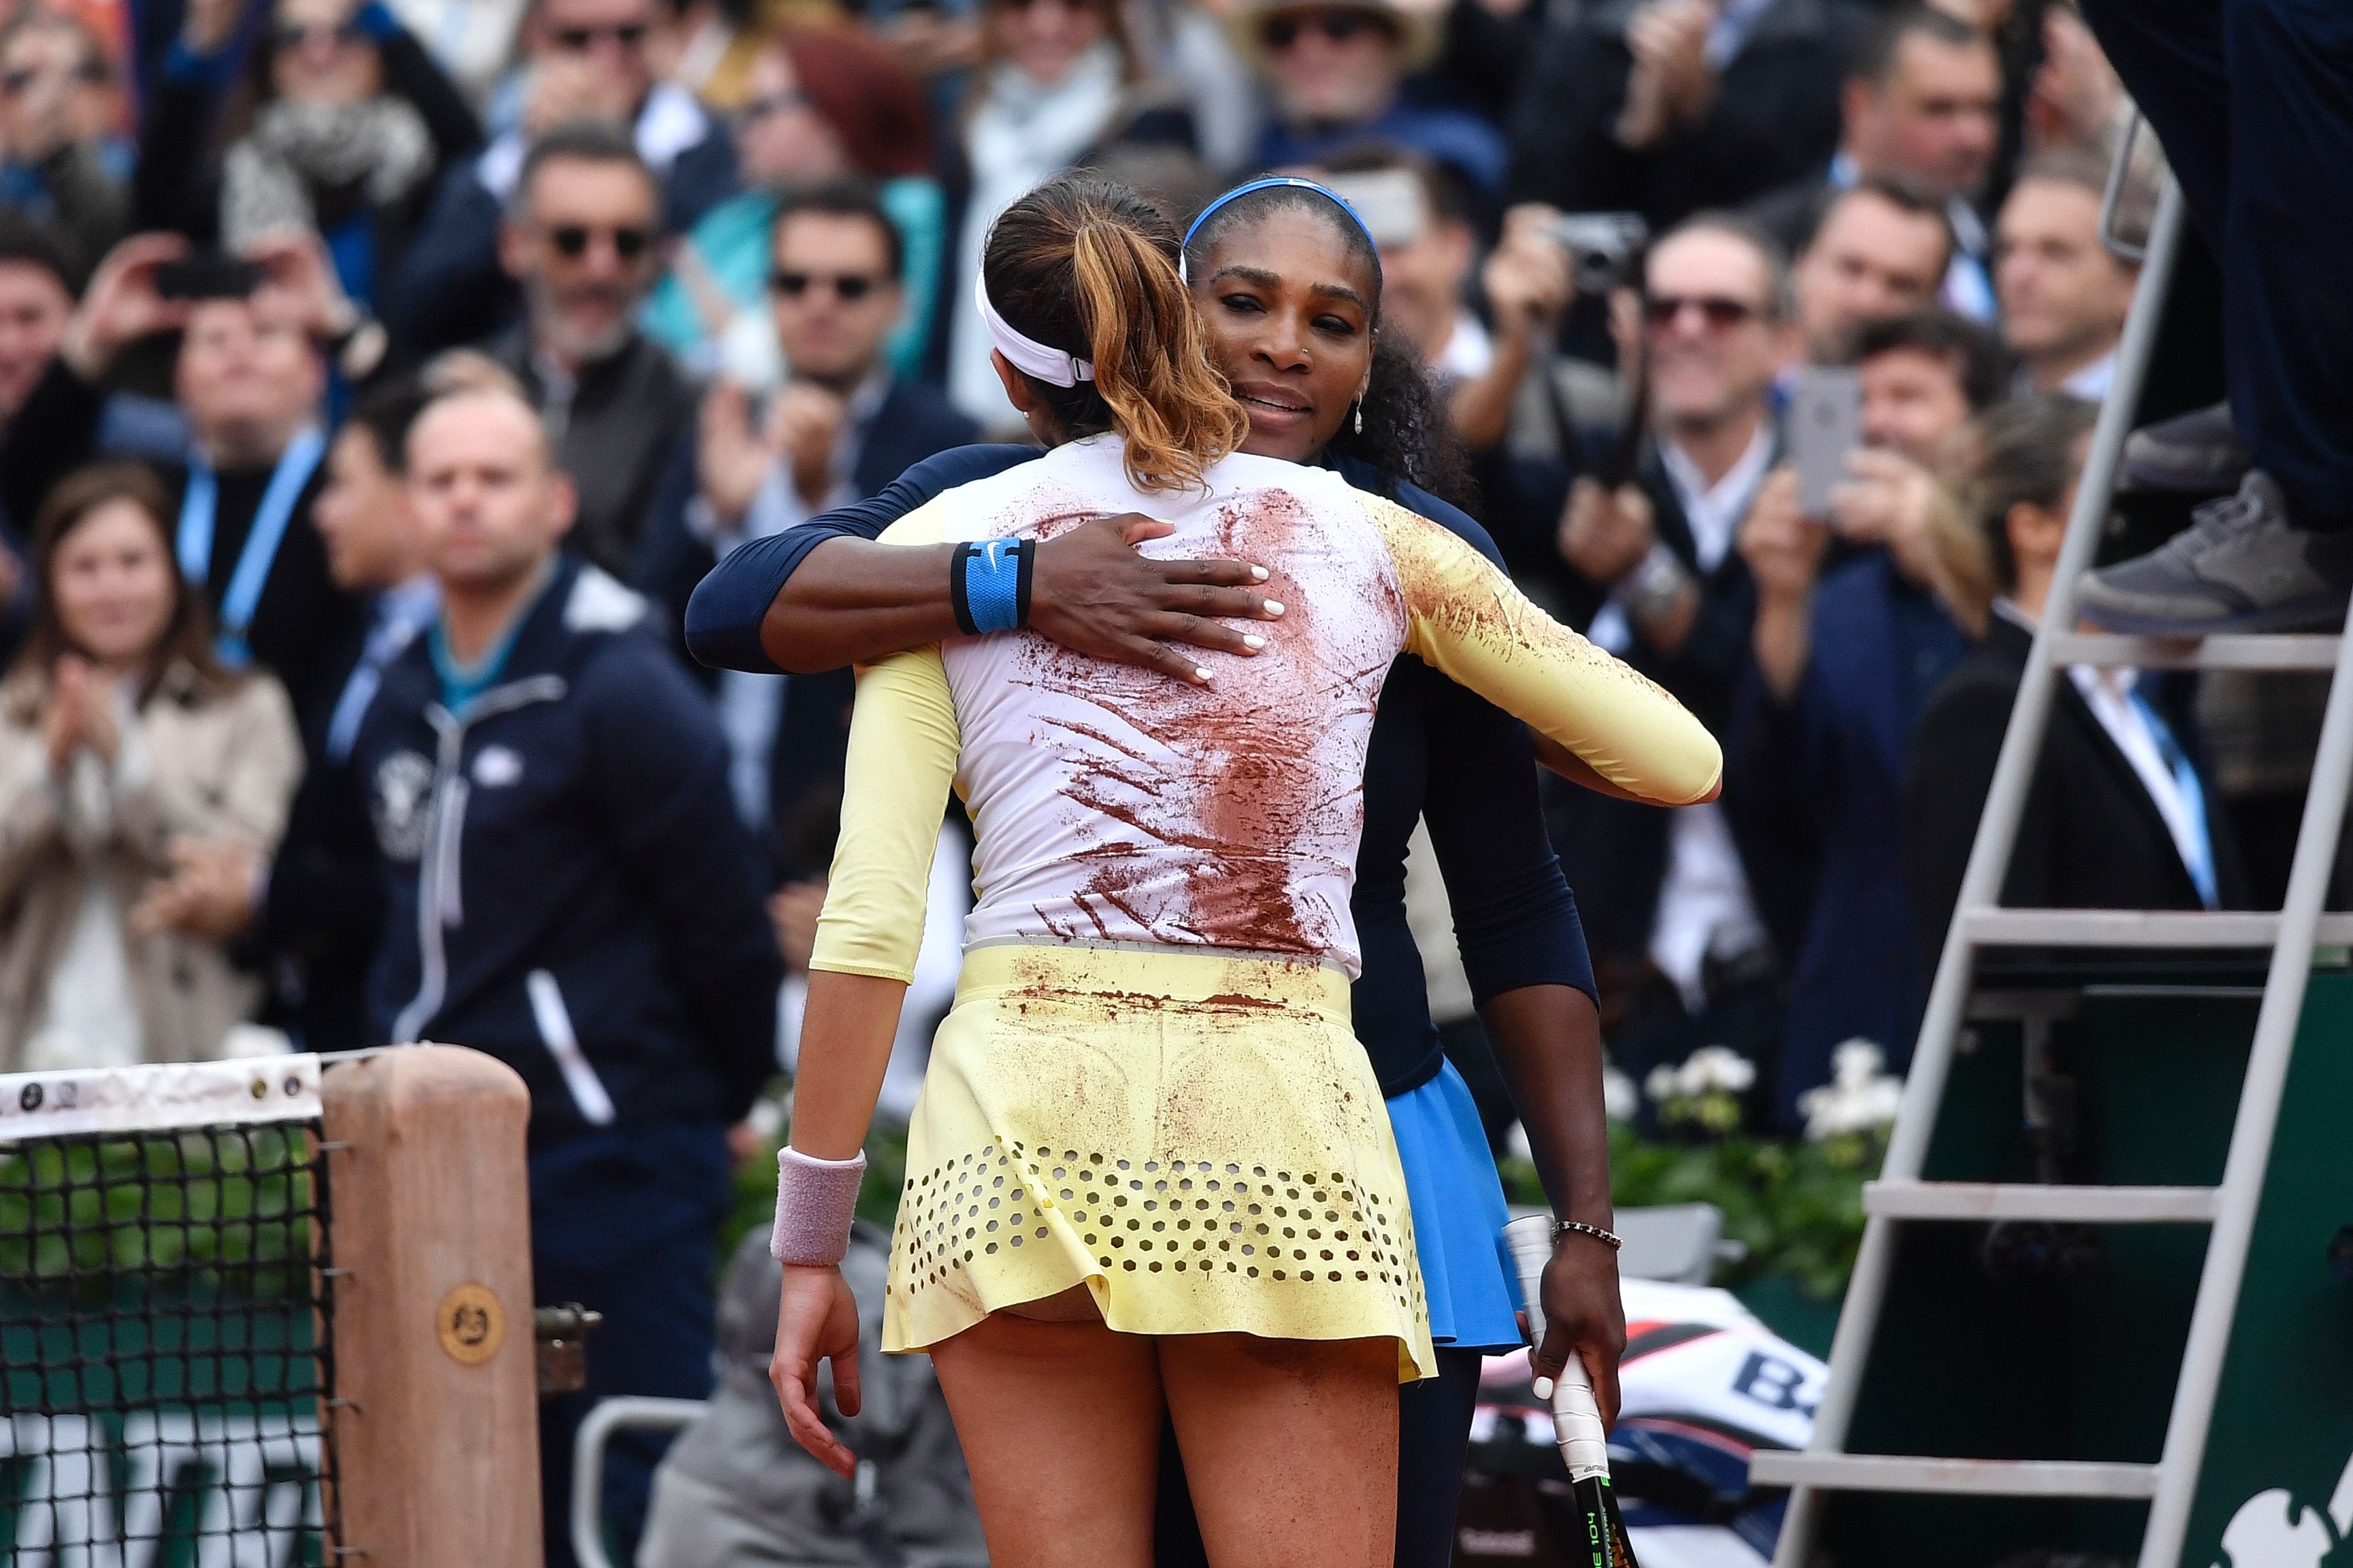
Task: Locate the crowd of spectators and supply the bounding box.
[0,0,2328,1556]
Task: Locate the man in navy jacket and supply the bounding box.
[344,380,781,1568]
[1729,308,2001,1124]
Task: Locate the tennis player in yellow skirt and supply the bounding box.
[768,175,1722,1568]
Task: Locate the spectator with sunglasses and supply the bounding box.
[1234,0,1505,207]
[388,0,732,351]
[1536,214,1798,1121]
[643,27,945,385]
[0,8,128,282]
[642,183,974,858]
[129,0,476,330]
[484,120,696,582]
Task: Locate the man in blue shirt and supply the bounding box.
[348,379,781,1568]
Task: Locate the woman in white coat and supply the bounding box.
[0,463,302,1071]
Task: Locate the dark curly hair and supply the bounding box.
[1182,181,1480,517]
[1326,335,1481,516]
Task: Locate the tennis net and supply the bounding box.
[0,1054,342,1567]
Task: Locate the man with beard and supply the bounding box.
[489,122,695,582]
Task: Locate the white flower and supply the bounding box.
[1797,1039,1904,1140]
[1828,1038,1888,1089]
[1645,1063,1679,1104]
[1602,1063,1640,1122]
[1677,1045,1757,1097]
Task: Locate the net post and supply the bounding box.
[321,1044,542,1566]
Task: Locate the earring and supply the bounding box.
[1353,401,1364,435]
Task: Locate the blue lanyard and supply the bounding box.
[177,425,328,668]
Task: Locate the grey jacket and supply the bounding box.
[643,1223,987,1568]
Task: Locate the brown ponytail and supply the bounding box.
[982,176,1248,493]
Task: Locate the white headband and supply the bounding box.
[974,270,1093,387]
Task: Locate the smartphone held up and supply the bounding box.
[1789,366,1862,521]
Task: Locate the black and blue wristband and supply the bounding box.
[951,539,1034,636]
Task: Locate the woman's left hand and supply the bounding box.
[769,1262,863,1477]
[1528,1231,1626,1430]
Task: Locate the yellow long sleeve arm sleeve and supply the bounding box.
[808,646,963,983]
[1369,497,1723,805]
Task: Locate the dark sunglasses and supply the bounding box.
[1644,293,1762,330]
[551,21,648,50]
[548,224,652,260]
[770,270,887,301]
[272,19,367,48]
[1,59,109,93]
[1261,8,1390,49]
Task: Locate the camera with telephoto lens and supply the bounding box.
[1550,213,1649,294]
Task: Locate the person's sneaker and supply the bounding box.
[2076,471,2353,635]
[2122,401,2249,495]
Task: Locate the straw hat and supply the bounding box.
[1224,0,1446,75]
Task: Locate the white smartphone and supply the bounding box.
[1789,366,1862,520]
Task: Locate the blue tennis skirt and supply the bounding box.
[1385,1060,1524,1352]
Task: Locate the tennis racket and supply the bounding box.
[1503,1213,1640,1568]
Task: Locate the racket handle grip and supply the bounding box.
[1502,1215,1611,1480]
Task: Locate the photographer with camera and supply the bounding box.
[1449,201,1577,453]
[1526,214,1793,1121]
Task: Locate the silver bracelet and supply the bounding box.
[1552,1218,1623,1251]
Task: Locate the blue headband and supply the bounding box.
[1180,176,1381,278]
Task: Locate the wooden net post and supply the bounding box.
[322,1044,542,1567]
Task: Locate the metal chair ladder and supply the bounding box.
[1749,163,2353,1567]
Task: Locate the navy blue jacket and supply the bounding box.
[682,444,1594,1095]
[348,555,783,1142]
[635,376,981,636]
[1728,548,1964,1124]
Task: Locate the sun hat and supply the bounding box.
[1225,0,1445,76]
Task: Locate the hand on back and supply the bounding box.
[1025,513,1285,687]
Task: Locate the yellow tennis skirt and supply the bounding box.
[881,942,1436,1382]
